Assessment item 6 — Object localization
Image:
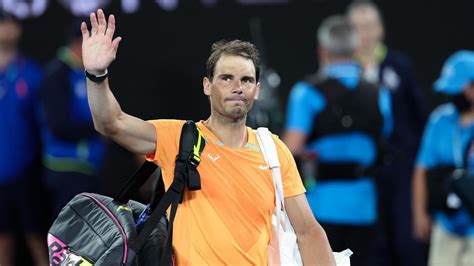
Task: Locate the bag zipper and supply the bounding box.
[80,193,128,265]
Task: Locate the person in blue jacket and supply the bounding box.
[283,15,392,266]
[413,50,474,266]
[39,20,106,217]
[347,2,428,265]
[0,12,48,265]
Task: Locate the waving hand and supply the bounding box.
[81,9,122,75]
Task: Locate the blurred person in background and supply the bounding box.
[413,50,474,266]
[283,15,392,266]
[39,18,106,218]
[0,11,48,266]
[347,1,428,265]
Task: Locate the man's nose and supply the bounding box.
[231,80,243,93]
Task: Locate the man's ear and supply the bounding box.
[203,77,211,96]
[254,82,261,100]
[463,82,474,101]
[318,46,328,65]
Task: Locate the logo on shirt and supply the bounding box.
[15,79,28,98]
[382,67,400,91]
[207,153,220,162]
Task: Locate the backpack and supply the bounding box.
[426,135,474,215]
[47,121,205,265]
[449,138,474,217]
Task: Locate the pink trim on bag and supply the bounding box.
[81,193,128,265]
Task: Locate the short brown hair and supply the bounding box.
[206,39,261,82]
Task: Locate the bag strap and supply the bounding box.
[149,170,165,211]
[175,120,205,192]
[114,160,159,204]
[128,120,205,265]
[255,128,285,217]
[255,127,301,252]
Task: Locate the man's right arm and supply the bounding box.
[82,9,156,155]
[86,78,156,155]
[412,166,432,242]
[411,110,439,242]
[282,82,323,155]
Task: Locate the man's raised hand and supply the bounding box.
[81,9,122,76]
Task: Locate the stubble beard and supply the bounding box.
[217,101,254,123]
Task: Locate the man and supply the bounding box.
[283,15,391,266]
[81,9,335,265]
[413,50,474,266]
[39,19,106,217]
[347,2,428,265]
[0,12,48,265]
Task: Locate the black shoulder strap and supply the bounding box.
[175,120,205,192]
[113,161,159,204]
[149,169,165,211]
[128,120,205,265]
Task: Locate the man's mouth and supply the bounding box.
[225,97,246,102]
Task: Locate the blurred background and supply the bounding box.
[16,0,470,120]
[2,0,474,265]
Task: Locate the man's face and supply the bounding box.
[203,54,260,121]
[0,19,21,50]
[463,83,474,104]
[349,7,383,52]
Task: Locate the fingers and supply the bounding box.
[105,14,116,41]
[97,9,107,35]
[91,9,116,39]
[420,227,430,242]
[80,22,89,40]
[414,226,427,242]
[413,216,431,242]
[90,12,98,35]
[112,36,122,53]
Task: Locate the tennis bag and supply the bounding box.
[47,121,205,265]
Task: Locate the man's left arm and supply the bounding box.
[277,125,335,265]
[285,194,336,266]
